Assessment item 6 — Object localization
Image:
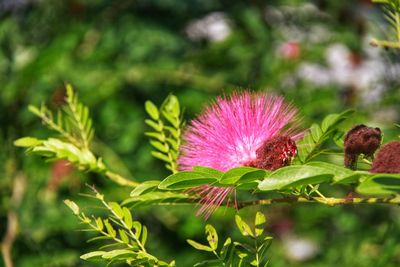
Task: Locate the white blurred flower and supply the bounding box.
[185,12,231,42]
[297,62,331,86]
[297,40,400,105]
[325,43,354,86]
[14,46,37,70]
[282,235,319,262]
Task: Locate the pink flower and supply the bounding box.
[179,91,301,218]
[279,41,301,60]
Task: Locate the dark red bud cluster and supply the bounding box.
[344,125,381,169]
[253,135,297,171]
[370,141,400,173]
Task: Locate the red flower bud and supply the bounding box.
[370,141,400,173]
[344,125,381,169]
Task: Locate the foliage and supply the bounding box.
[371,0,400,48]
[14,84,137,187]
[12,72,400,267]
[64,186,174,267]
[295,110,354,163]
[3,1,400,267]
[188,212,272,267]
[145,95,184,174]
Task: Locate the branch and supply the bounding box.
[1,173,26,267]
[237,195,400,209]
[370,38,400,49]
[104,170,138,187]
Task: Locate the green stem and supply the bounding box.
[308,185,327,200]
[38,111,81,146]
[100,200,147,253]
[104,171,138,187]
[79,215,135,249]
[254,239,259,267]
[370,38,400,49]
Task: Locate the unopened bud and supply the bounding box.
[370,141,400,173]
[344,125,381,169]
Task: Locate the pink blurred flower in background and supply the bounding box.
[179,91,301,218]
[279,41,301,60]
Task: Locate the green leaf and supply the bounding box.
[187,240,213,252]
[321,110,354,133]
[101,249,136,260]
[310,124,323,142]
[28,105,41,116]
[255,212,266,237]
[86,236,110,243]
[356,174,400,195]
[133,221,142,238]
[130,181,161,197]
[123,207,133,229]
[297,110,354,163]
[237,170,268,184]
[235,181,259,190]
[14,137,43,147]
[158,171,218,190]
[235,215,254,237]
[162,110,179,128]
[80,251,106,261]
[220,238,232,260]
[119,229,129,243]
[64,199,80,215]
[141,225,148,246]
[163,95,180,117]
[192,166,224,179]
[151,151,170,163]
[145,132,165,142]
[307,161,360,184]
[205,224,218,251]
[166,137,178,150]
[164,126,179,139]
[150,140,169,153]
[258,165,333,191]
[96,217,104,231]
[145,119,162,131]
[194,259,222,267]
[109,202,124,219]
[104,219,116,238]
[219,167,263,185]
[145,101,160,120]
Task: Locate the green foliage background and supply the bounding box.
[1,0,400,266]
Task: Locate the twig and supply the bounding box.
[370,38,400,49]
[1,173,26,267]
[104,170,138,187]
[237,195,400,209]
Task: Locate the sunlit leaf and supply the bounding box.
[235,215,254,237]
[255,212,266,237]
[64,199,80,215]
[14,137,43,147]
[219,167,263,185]
[130,181,161,197]
[145,101,160,120]
[80,251,106,261]
[158,171,218,190]
[258,165,333,191]
[205,224,218,251]
[356,173,400,195]
[187,240,213,252]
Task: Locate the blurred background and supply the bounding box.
[1,0,400,266]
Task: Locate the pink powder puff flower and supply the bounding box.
[178,91,301,219]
